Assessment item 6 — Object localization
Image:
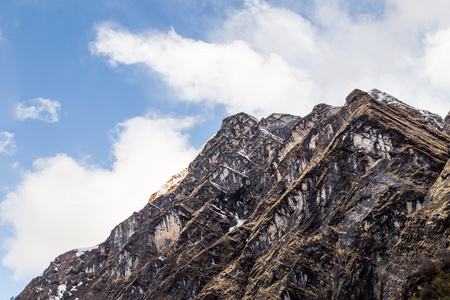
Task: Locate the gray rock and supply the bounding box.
[17,89,450,300]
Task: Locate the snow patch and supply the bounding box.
[260,128,283,142]
[369,89,444,130]
[209,180,229,192]
[36,285,44,293]
[237,149,252,162]
[369,89,405,107]
[70,281,83,293]
[211,204,227,218]
[221,164,248,178]
[229,213,246,232]
[48,283,66,300]
[76,245,99,257]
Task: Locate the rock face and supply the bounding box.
[18,89,450,299]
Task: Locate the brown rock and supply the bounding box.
[17,88,450,300]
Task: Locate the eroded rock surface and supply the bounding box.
[18,89,450,299]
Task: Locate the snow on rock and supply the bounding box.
[237,149,252,162]
[48,283,67,300]
[369,88,444,131]
[75,245,99,257]
[150,168,188,201]
[229,213,246,232]
[221,164,248,178]
[211,204,227,219]
[18,90,450,300]
[259,128,283,142]
[369,89,407,107]
[70,281,83,293]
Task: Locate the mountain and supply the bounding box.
[17,89,450,299]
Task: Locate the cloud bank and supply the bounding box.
[0,132,15,155]
[90,24,313,117]
[16,98,61,122]
[423,27,450,88]
[0,115,198,279]
[91,0,450,116]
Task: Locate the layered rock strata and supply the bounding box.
[18,89,450,299]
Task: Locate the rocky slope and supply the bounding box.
[17,89,450,299]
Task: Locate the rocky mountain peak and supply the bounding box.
[311,103,332,112]
[345,88,371,103]
[369,88,445,132]
[17,88,450,300]
[369,88,406,106]
[219,112,258,138]
[257,113,301,140]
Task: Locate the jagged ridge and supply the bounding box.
[18,89,450,300]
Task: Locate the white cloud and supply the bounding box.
[0,114,198,280]
[90,23,314,117]
[385,0,450,30]
[0,132,15,155]
[16,98,61,122]
[91,0,450,116]
[216,0,318,65]
[423,27,450,88]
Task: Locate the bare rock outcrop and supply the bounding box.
[17,89,450,299]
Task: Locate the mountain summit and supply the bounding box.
[18,89,450,299]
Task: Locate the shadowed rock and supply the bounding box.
[17,89,450,300]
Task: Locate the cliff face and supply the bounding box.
[18,89,450,299]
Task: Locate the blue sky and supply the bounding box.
[1,0,450,298]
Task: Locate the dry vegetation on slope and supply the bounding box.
[18,89,450,300]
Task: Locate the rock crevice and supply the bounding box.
[18,89,450,300]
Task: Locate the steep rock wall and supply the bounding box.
[18,89,450,300]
